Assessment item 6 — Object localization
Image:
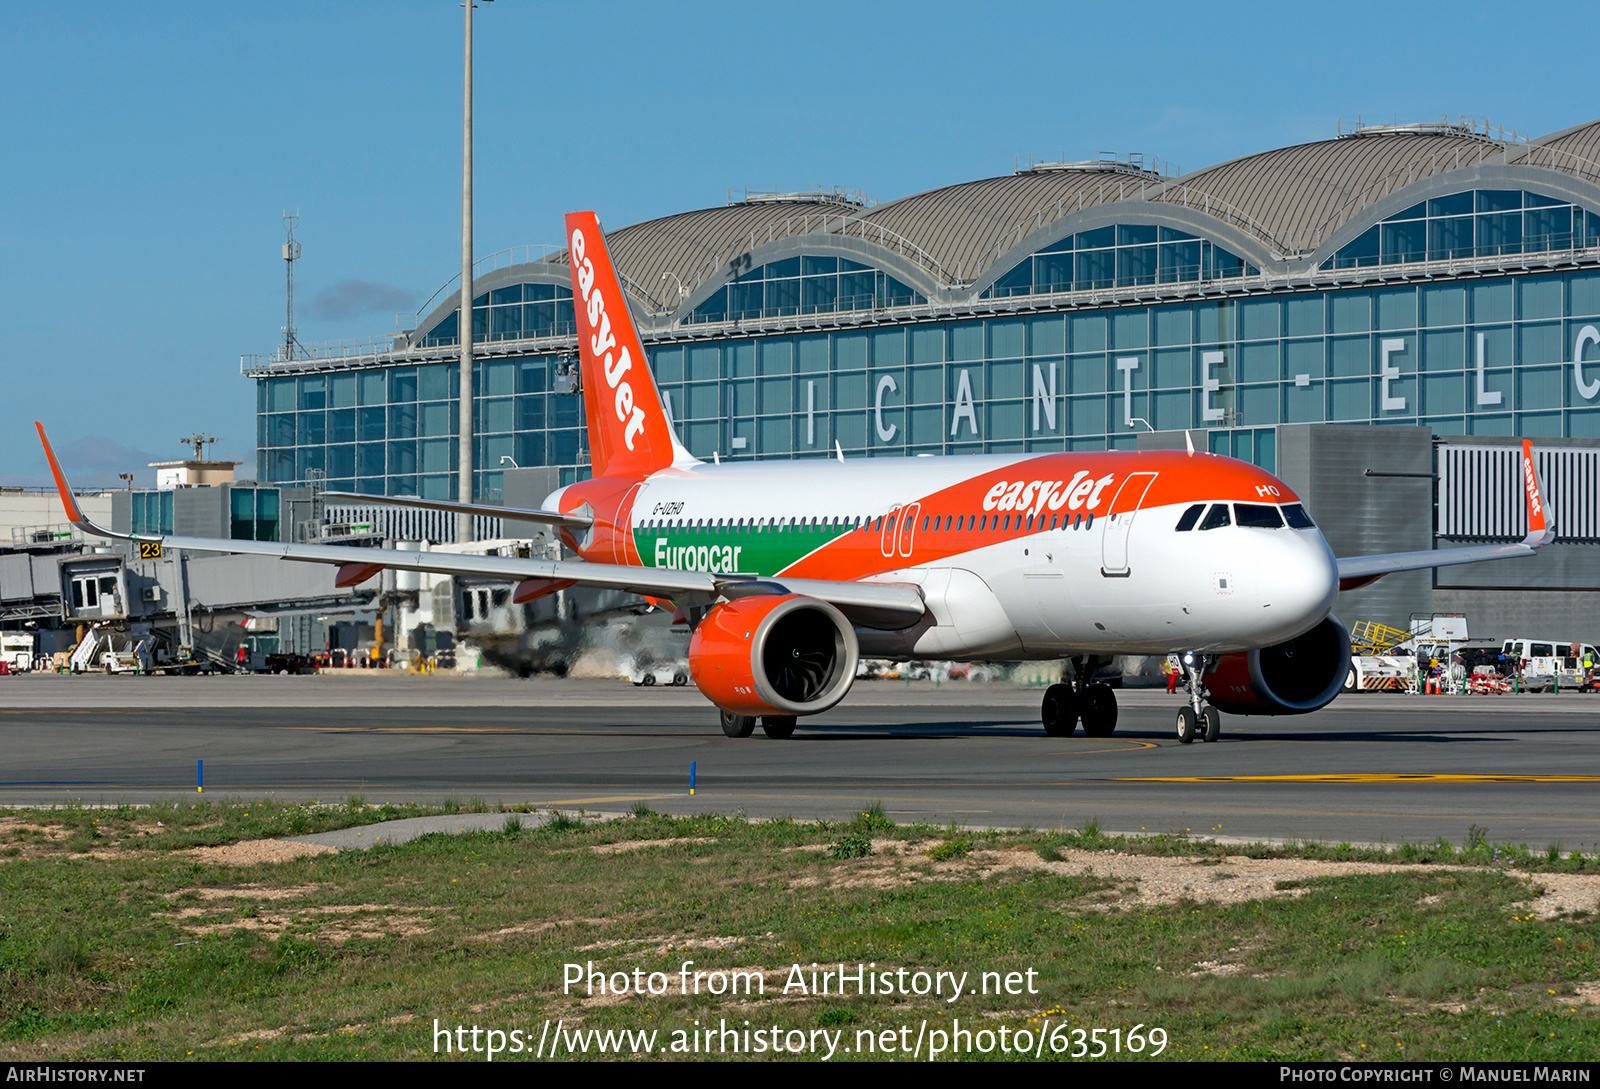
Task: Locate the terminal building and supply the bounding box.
[241,117,1600,638]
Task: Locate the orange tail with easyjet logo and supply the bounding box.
[1521,438,1556,545]
[565,211,695,479]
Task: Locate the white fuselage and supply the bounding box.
[550,450,1340,661]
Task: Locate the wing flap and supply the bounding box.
[320,491,592,529]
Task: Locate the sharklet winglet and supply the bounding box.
[34,422,140,541]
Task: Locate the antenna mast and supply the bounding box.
[179,433,218,461]
[282,210,303,361]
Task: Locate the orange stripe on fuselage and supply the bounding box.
[778,451,1295,582]
[556,450,1296,583]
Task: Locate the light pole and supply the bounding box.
[456,0,484,542]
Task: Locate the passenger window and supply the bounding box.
[1174,504,1205,532]
[1234,503,1284,528]
[1198,504,1231,530]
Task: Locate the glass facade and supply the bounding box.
[130,487,279,541]
[257,355,581,499]
[253,189,1600,498]
[689,257,924,323]
[418,282,576,348]
[255,267,1600,493]
[130,490,174,536]
[984,225,1255,297]
[1325,190,1600,269]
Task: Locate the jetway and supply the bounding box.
[0,540,377,670]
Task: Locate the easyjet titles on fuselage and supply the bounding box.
[983,472,1114,516]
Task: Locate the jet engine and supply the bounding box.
[1204,616,1351,716]
[688,594,859,717]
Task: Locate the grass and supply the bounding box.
[0,800,1597,1061]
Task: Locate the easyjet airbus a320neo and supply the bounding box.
[37,211,1557,743]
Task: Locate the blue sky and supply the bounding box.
[3,0,1595,486]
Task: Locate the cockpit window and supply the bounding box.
[1174,504,1205,532]
[1282,503,1316,529]
[1198,504,1231,530]
[1234,503,1284,528]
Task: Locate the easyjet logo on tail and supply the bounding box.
[570,227,647,451]
[1522,439,1546,531]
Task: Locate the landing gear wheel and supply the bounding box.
[1176,705,1198,744]
[1201,706,1221,743]
[1080,683,1118,737]
[761,715,796,739]
[720,711,755,738]
[1040,683,1079,737]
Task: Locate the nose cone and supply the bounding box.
[1250,528,1339,644]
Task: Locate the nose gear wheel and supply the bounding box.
[1173,652,1222,744]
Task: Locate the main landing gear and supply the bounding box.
[1173,651,1222,744]
[720,711,796,739]
[1041,656,1118,738]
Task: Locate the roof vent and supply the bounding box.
[730,186,872,208]
[1015,151,1173,178]
[1337,116,1524,144]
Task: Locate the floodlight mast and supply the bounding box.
[456,1,484,542]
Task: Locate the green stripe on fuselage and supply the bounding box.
[634,525,851,576]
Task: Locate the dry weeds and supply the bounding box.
[788,840,1600,917]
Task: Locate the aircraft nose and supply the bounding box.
[1253,529,1339,640]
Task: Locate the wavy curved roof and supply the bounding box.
[461,118,1600,322]
[1519,118,1600,186]
[1146,130,1517,256]
[856,168,1163,283]
[599,201,839,309]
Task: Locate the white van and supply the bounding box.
[1,633,35,672]
[1501,639,1597,689]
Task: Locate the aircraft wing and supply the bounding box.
[320,491,593,530]
[35,424,925,630]
[1333,438,1555,591]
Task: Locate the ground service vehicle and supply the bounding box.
[36,211,1558,744]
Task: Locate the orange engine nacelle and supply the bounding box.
[688,595,859,717]
[1206,616,1351,716]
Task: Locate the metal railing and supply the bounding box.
[10,523,82,545]
[242,335,405,374]
[683,211,955,297]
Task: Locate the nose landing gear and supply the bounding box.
[1174,652,1221,744]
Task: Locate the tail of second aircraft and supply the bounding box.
[565,211,695,479]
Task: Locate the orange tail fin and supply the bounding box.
[1521,438,1555,542]
[565,211,692,478]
